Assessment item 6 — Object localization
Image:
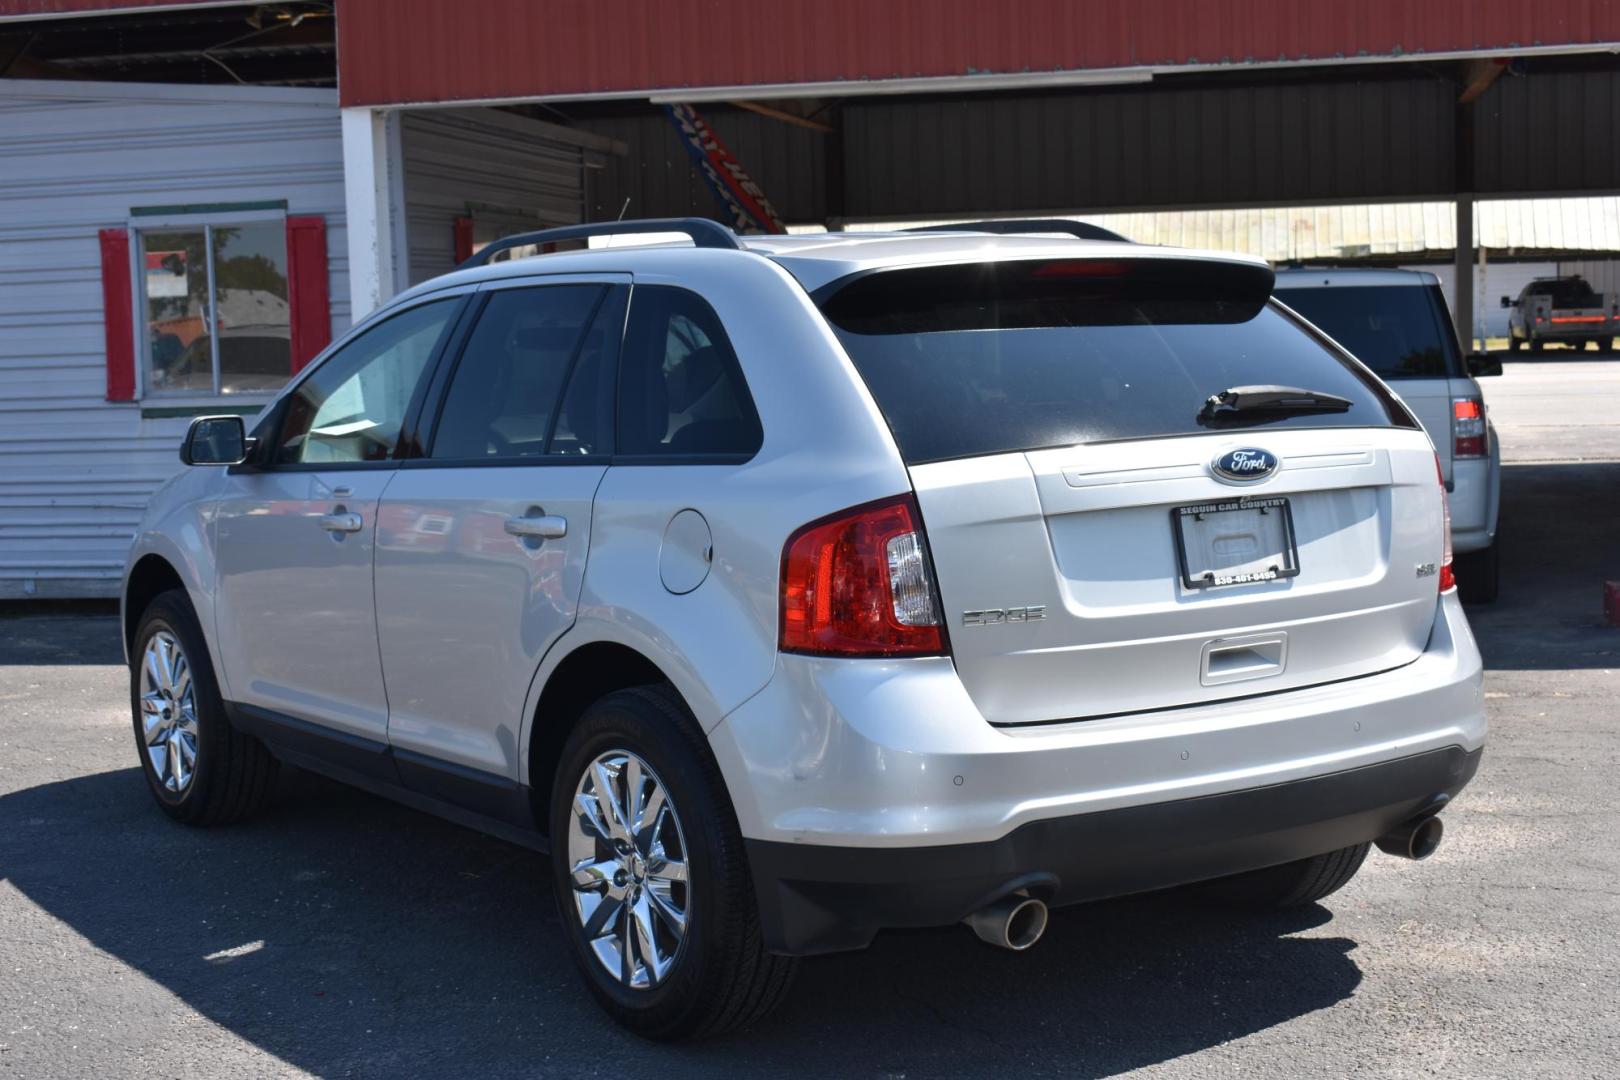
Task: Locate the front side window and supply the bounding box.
[140,221,290,396]
[429,284,613,460]
[275,299,458,466]
[617,285,762,458]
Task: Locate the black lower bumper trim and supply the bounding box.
[746,745,1482,956]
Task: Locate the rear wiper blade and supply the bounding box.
[1199,385,1353,422]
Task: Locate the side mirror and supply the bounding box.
[1499,296,1513,308]
[1466,353,1503,378]
[180,415,252,466]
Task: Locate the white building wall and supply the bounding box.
[400,107,615,285]
[0,80,347,598]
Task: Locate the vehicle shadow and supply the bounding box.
[0,766,1361,1078]
[1464,461,1620,670]
[0,602,123,665]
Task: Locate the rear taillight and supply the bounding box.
[780,494,947,657]
[1452,397,1486,459]
[1435,453,1456,593]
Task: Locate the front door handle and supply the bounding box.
[504,514,567,540]
[319,511,363,533]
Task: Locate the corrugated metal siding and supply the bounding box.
[590,67,1620,224]
[578,108,825,226]
[335,0,1620,107]
[1476,67,1620,195]
[0,79,346,598]
[843,78,1457,218]
[401,108,605,284]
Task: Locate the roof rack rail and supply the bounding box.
[905,218,1132,243]
[457,217,742,270]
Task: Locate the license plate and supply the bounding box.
[1172,497,1300,590]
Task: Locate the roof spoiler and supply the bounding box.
[457,217,741,270]
[905,218,1132,243]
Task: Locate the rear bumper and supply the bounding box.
[748,745,1481,955]
[712,592,1485,953]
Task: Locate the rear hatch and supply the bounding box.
[820,256,1445,725]
[1273,277,1460,481]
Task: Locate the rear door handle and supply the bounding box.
[319,512,363,533]
[504,514,567,540]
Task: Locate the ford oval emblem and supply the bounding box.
[1213,447,1280,483]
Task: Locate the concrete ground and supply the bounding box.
[2,359,1617,1079]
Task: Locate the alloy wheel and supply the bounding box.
[138,630,199,794]
[567,749,691,990]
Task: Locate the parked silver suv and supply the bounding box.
[123,219,1485,1039]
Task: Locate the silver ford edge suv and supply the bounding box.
[122,219,1485,1040]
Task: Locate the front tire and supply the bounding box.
[550,685,795,1040]
[130,589,277,825]
[1196,843,1371,909]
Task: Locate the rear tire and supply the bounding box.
[130,589,277,825]
[1456,541,1501,604]
[549,685,796,1040]
[1529,337,1544,353]
[1600,337,1615,354]
[1197,843,1371,909]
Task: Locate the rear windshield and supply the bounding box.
[1535,279,1602,307]
[820,259,1409,465]
[1273,283,1461,379]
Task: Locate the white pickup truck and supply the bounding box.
[1503,276,1617,352]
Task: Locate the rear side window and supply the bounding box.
[429,284,610,460]
[1274,284,1460,379]
[618,285,762,459]
[820,259,1409,465]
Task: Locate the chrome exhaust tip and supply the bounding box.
[1375,814,1445,861]
[964,894,1049,951]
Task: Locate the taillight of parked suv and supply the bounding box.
[780,494,947,657]
[1436,453,1456,593]
[1452,397,1486,459]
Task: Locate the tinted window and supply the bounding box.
[430,284,607,460]
[618,285,762,458]
[1532,279,1601,307]
[821,259,1407,465]
[1274,284,1460,379]
[275,299,457,465]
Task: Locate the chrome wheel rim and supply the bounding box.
[567,749,690,990]
[138,630,198,794]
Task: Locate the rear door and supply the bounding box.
[373,278,626,803]
[1272,278,1461,482]
[822,257,1444,725]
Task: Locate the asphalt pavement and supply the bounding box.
[2,357,1617,1079]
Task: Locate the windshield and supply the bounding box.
[1273,283,1461,379]
[820,259,1410,465]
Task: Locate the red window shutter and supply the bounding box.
[453,215,474,264]
[285,215,332,373]
[98,229,135,402]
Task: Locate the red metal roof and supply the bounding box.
[0,0,243,18]
[334,0,1620,107]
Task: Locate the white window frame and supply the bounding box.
[129,208,288,401]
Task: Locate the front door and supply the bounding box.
[374,280,625,806]
[213,297,463,748]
